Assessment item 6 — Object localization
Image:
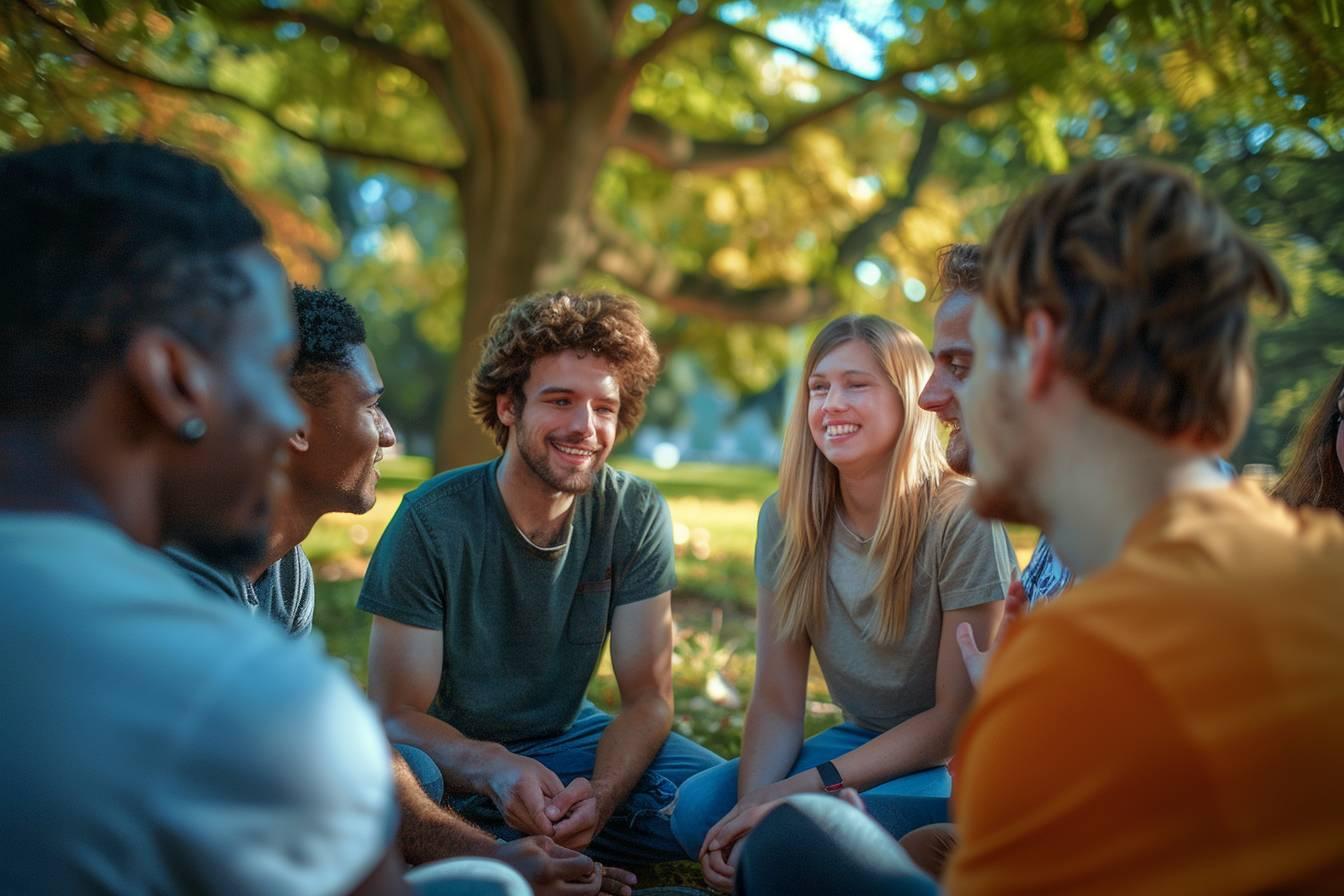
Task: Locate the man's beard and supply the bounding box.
[517,426,602,495]
[946,426,972,476]
[968,447,1044,528]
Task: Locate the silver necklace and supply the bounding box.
[835,510,874,545]
[514,520,570,551]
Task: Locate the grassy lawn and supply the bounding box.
[308,454,1039,760]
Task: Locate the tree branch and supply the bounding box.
[430,0,530,177]
[615,72,1001,174]
[616,111,792,172]
[620,3,725,88]
[606,0,636,37]
[616,1,1118,172]
[542,0,611,84]
[21,0,460,179]
[594,240,839,325]
[703,18,880,85]
[588,210,839,325]
[836,115,944,269]
[598,113,945,324]
[655,277,839,324]
[227,8,459,124]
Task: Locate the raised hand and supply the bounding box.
[957,576,1027,687]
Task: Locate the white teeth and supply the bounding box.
[554,444,595,457]
[826,424,859,437]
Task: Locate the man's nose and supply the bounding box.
[918,375,947,412]
[569,404,597,437]
[377,410,397,448]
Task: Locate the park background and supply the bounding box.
[3,0,1342,757]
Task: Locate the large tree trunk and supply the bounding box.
[434,92,618,471]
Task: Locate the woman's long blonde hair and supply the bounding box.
[774,315,949,645]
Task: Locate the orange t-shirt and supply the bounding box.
[946,482,1344,895]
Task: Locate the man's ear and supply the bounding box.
[497,390,518,427]
[1022,309,1060,399]
[288,393,313,453]
[123,328,210,436]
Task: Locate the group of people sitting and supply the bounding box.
[1,138,1341,896]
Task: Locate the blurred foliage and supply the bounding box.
[1,0,1341,464]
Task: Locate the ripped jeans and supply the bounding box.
[444,701,724,866]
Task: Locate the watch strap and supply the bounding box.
[815,760,844,793]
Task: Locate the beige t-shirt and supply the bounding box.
[756,477,1016,732]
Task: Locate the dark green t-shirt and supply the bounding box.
[357,459,676,743]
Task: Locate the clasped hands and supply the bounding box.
[486,752,608,850]
[486,752,637,895]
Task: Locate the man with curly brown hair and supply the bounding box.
[357,290,723,871]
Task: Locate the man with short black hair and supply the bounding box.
[168,284,394,635]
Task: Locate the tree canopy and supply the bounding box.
[3,0,1340,467]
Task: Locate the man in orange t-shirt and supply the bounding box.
[734,158,1344,895]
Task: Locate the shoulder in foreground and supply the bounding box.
[601,462,666,502]
[931,473,978,517]
[161,544,244,601]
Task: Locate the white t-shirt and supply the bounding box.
[0,513,396,895]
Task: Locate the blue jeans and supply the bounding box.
[445,702,724,866]
[670,723,950,858]
[396,743,446,803]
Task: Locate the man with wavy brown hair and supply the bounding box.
[358,290,722,873]
[734,159,1344,895]
[947,157,1344,893]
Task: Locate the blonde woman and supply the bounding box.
[669,315,1014,890]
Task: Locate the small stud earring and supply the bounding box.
[178,417,207,442]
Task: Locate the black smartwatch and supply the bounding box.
[815,760,844,793]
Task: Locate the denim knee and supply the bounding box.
[668,760,740,858]
[395,743,445,804]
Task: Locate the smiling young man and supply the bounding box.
[358,290,723,869]
[168,285,395,636]
[918,243,1073,607]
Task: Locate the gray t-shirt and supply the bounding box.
[358,458,676,743]
[756,477,1016,732]
[0,513,395,895]
[166,543,315,637]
